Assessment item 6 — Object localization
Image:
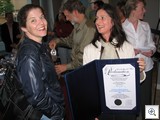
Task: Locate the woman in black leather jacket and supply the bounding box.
[16,4,64,120]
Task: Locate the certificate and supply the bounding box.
[102,64,136,110]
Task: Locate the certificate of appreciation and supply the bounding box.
[102,64,136,110]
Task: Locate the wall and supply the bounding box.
[40,0,63,31]
[11,0,28,10]
[144,0,159,29]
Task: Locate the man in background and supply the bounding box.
[1,12,21,52]
[49,1,96,74]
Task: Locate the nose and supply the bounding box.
[95,18,100,24]
[39,19,45,25]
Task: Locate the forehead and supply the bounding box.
[96,9,108,16]
[27,8,42,18]
[63,10,71,15]
[136,1,145,8]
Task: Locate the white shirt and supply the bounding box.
[122,19,156,71]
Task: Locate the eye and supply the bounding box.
[31,19,36,23]
[101,16,106,20]
[40,15,45,20]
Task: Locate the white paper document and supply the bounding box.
[102,64,136,110]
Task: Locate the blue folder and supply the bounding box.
[65,58,140,120]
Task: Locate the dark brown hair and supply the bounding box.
[92,3,127,48]
[17,4,45,27]
[62,1,86,14]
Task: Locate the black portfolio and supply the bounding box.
[65,58,140,120]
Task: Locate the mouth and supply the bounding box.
[97,25,104,30]
[38,26,46,31]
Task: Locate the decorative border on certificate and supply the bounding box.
[102,64,136,110]
[96,58,140,114]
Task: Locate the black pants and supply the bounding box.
[139,69,153,120]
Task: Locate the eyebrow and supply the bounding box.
[27,14,44,21]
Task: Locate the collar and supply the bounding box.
[99,37,118,46]
[74,18,87,31]
[124,19,142,27]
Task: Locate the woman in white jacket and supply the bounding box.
[122,0,156,120]
[83,3,145,120]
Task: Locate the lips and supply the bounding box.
[38,26,46,31]
[97,25,105,30]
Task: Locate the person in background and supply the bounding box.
[1,12,21,52]
[53,12,73,64]
[86,0,104,22]
[94,1,105,10]
[49,0,96,75]
[83,3,146,120]
[16,4,64,120]
[54,13,74,38]
[122,0,156,119]
[116,0,126,23]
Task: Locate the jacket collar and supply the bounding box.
[74,18,87,31]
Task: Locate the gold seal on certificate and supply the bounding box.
[102,64,136,110]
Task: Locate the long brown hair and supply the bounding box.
[92,3,127,48]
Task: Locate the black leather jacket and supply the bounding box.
[15,37,64,119]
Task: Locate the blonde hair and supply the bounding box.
[125,0,146,18]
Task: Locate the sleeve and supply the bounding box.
[1,24,8,44]
[146,23,156,53]
[17,50,64,119]
[83,45,90,65]
[66,27,96,70]
[56,31,74,48]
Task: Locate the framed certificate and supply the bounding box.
[65,58,140,120]
[95,58,140,114]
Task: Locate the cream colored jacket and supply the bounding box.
[83,40,146,82]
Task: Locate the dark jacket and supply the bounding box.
[1,22,20,52]
[15,37,64,119]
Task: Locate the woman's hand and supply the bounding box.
[137,58,146,72]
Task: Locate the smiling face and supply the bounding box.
[95,9,113,38]
[21,8,47,43]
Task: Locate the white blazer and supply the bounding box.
[83,40,146,82]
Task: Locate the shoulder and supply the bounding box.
[122,19,129,26]
[18,39,40,56]
[85,40,100,51]
[1,23,7,28]
[123,41,133,47]
[139,20,149,26]
[139,20,150,30]
[85,19,95,28]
